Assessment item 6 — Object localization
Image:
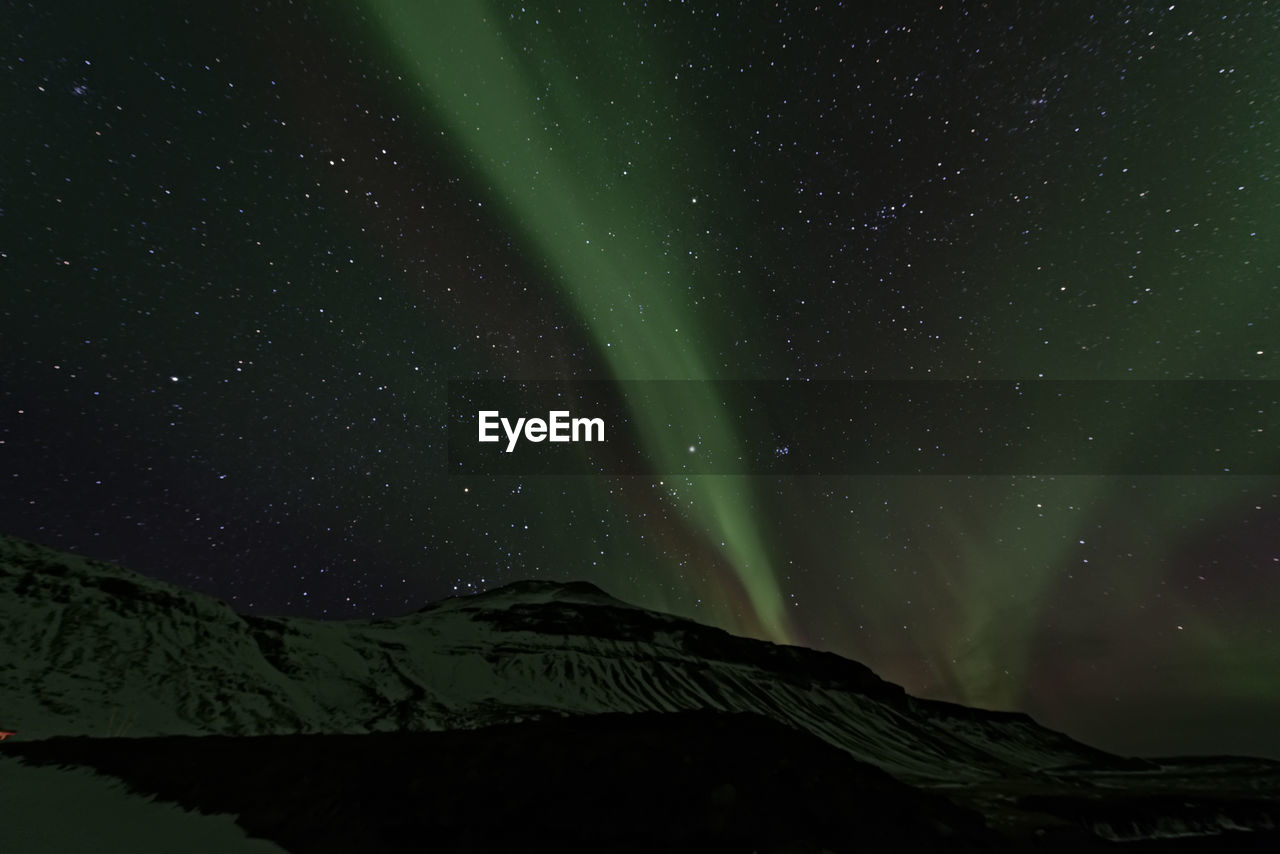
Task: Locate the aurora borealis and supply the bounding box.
[3,0,1277,760]
[367,0,800,643]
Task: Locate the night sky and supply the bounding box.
[4,1,1278,759]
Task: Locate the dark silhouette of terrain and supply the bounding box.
[4,535,1280,850]
[9,711,1280,853]
[9,712,998,853]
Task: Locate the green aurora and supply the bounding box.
[363,1,1278,742]
[368,0,800,643]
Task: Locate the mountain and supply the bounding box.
[2,534,1279,851]
[0,533,1107,782]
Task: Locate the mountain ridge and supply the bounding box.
[0,533,1151,780]
[6,533,1280,847]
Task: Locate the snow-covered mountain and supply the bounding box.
[1,533,1112,784]
[5,534,1280,849]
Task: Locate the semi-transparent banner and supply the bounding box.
[446,381,1277,475]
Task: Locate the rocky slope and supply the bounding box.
[0,534,1110,783]
[3,534,1279,848]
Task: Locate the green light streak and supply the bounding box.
[367,1,795,642]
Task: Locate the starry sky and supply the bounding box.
[3,0,1277,759]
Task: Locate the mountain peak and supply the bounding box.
[415,577,629,614]
[490,578,615,599]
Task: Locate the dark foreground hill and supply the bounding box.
[8,712,1280,852]
[2,534,1279,850]
[7,712,1000,853]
